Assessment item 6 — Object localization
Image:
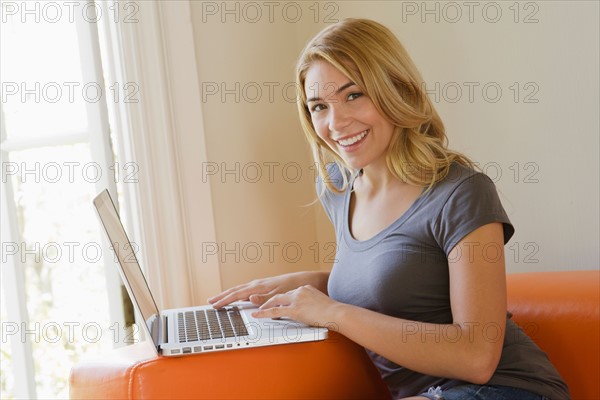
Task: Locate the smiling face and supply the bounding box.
[304,60,396,172]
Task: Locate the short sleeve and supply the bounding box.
[433,173,515,257]
[316,176,334,224]
[315,162,348,225]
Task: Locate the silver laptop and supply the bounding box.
[93,189,328,356]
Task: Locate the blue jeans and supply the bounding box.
[418,384,550,400]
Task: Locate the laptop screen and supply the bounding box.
[93,189,161,345]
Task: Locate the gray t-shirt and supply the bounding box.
[318,162,570,400]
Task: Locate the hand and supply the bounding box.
[208,271,327,309]
[251,285,341,327]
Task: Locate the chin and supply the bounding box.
[341,160,366,172]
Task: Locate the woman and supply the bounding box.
[208,19,570,400]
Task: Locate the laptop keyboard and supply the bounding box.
[177,306,249,343]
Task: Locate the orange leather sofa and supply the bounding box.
[70,270,599,399]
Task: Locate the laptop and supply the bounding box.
[93,189,328,356]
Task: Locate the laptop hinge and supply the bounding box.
[161,315,168,344]
[147,313,161,350]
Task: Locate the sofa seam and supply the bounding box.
[128,358,158,399]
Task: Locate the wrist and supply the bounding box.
[294,271,329,291]
[323,301,348,331]
[312,271,330,294]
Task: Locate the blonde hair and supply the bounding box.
[296,18,474,194]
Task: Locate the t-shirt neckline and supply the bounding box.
[343,171,429,250]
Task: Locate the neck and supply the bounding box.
[359,158,403,191]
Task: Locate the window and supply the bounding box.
[2,2,219,395]
[1,2,134,398]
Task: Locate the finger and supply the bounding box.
[210,293,249,309]
[210,287,257,309]
[248,293,270,306]
[207,283,247,304]
[210,281,276,308]
[259,293,292,310]
[251,305,290,319]
[249,287,283,305]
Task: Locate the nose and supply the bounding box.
[328,103,352,134]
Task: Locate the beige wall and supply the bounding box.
[190,4,335,291]
[189,0,598,291]
[329,1,599,273]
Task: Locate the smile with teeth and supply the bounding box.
[337,130,368,147]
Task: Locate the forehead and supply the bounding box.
[304,60,351,100]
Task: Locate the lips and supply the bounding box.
[335,130,369,147]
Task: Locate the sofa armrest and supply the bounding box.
[69,331,391,399]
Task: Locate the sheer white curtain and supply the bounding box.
[96,0,220,309]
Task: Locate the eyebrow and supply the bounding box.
[306,81,356,103]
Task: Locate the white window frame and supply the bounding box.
[0,2,125,397]
[0,131,37,400]
[2,1,220,394]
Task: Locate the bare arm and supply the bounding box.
[254,223,507,384]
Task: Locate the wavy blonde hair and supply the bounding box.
[296,18,474,194]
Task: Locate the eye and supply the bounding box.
[347,92,363,101]
[309,103,327,113]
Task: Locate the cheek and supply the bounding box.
[311,118,330,142]
[384,123,396,143]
